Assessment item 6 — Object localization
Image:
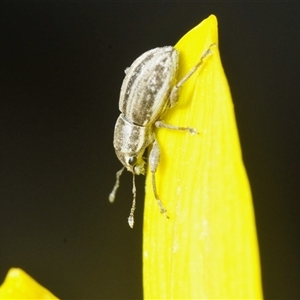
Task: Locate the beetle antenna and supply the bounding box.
[109,167,125,203]
[128,174,137,228]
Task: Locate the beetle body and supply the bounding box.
[110,44,215,227]
[114,46,178,176]
[119,46,178,126]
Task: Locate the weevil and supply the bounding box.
[109,43,215,228]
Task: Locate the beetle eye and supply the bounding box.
[128,156,137,166]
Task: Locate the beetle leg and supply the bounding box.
[149,138,169,219]
[155,120,198,134]
[169,43,216,107]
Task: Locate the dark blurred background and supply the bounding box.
[0,3,299,299]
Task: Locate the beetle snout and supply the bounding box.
[133,161,145,175]
[125,158,145,176]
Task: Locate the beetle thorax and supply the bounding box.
[113,114,154,174]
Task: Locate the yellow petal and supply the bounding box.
[0,268,58,299]
[143,15,263,299]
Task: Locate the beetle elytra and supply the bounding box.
[109,44,216,228]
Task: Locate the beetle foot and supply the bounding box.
[155,120,198,135]
[157,199,169,219]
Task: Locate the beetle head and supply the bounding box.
[124,154,145,175]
